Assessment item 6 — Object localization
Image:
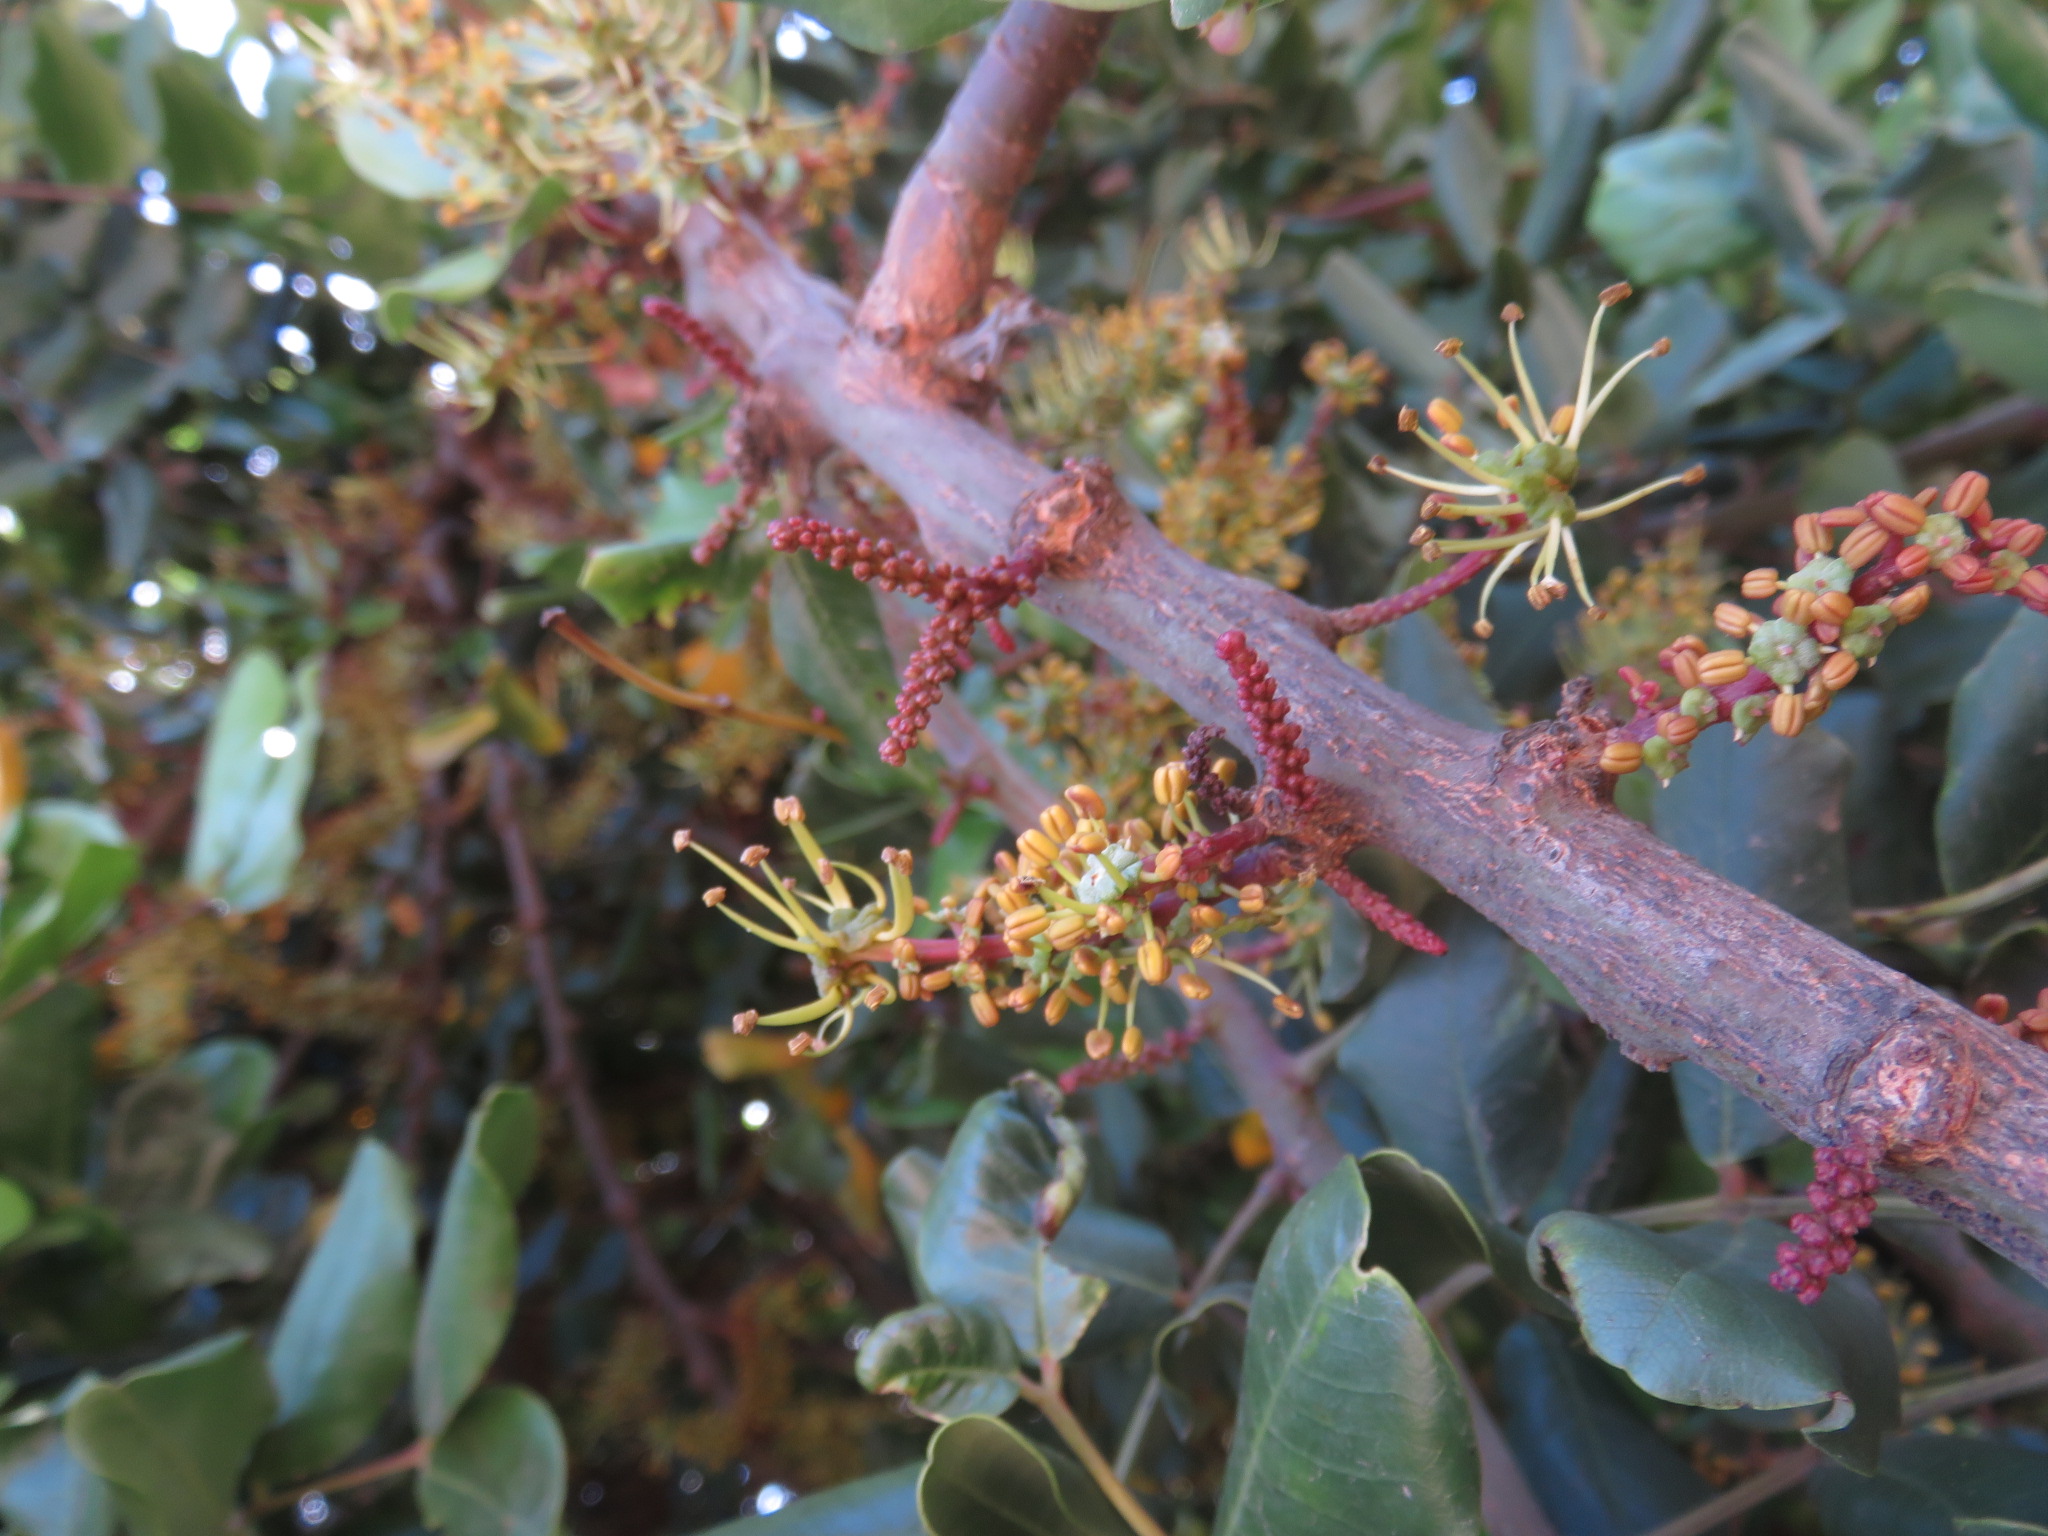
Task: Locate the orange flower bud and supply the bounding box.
[1657,711,1700,746]
[1714,603,1759,638]
[1064,784,1107,820]
[1152,843,1184,881]
[1872,492,1927,536]
[1819,505,1867,527]
[1599,739,1644,775]
[1770,691,1807,738]
[1442,432,1477,458]
[1803,676,1832,718]
[1890,583,1931,624]
[1084,1027,1113,1060]
[970,991,1000,1028]
[1121,1025,1144,1061]
[2018,567,2048,610]
[1840,521,1890,567]
[1812,590,1854,627]
[1894,542,1932,578]
[1943,470,1991,519]
[1820,650,1859,691]
[1177,972,1213,1001]
[1426,397,1464,434]
[1740,568,1780,600]
[1793,514,1830,553]
[1039,803,1077,842]
[1775,589,1816,625]
[1699,650,1751,686]
[1192,903,1226,930]
[1138,940,1170,986]
[1669,650,1702,689]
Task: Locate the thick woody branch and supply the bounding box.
[485,747,730,1403]
[681,215,2048,1284]
[854,1,1112,352]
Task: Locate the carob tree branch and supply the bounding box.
[677,23,2048,1282]
[485,746,731,1403]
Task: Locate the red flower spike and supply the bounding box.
[1058,1024,1202,1094]
[1769,1134,1881,1304]
[1215,630,1314,810]
[642,297,757,391]
[769,516,1044,765]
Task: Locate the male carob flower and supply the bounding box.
[1770,1134,1881,1305]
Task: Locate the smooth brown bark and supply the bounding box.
[682,211,2048,1283]
[854,1,1112,351]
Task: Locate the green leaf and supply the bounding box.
[65,1333,276,1536]
[1314,250,1456,387]
[26,10,133,185]
[1517,82,1610,267]
[694,1467,923,1536]
[1530,1215,1899,1470]
[1586,126,1765,285]
[172,1038,277,1133]
[1151,1283,1253,1439]
[125,1210,273,1295]
[417,1385,566,1536]
[0,984,96,1180]
[1929,274,2048,398]
[152,55,262,194]
[1380,611,1497,730]
[917,1077,1109,1362]
[1814,1433,2048,1535]
[1355,1149,1489,1297]
[1170,0,1231,26]
[1336,904,1571,1224]
[1493,1316,1713,1536]
[377,245,511,339]
[579,539,723,627]
[1213,1159,1481,1536]
[1684,304,1846,409]
[1937,610,2048,894]
[883,1146,942,1296]
[257,1139,419,1484]
[1974,0,2048,133]
[855,1303,1021,1420]
[0,1419,116,1536]
[796,0,1008,52]
[1670,1061,1785,1165]
[1719,20,1874,165]
[0,803,136,1003]
[412,1087,535,1436]
[1611,0,1719,134]
[333,100,503,202]
[768,554,903,758]
[1811,0,1904,95]
[918,1416,1131,1536]
[184,651,325,914]
[1427,106,1505,272]
[0,1177,31,1250]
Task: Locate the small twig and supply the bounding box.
[1287,1013,1363,1085]
[1901,1353,2048,1422]
[1112,1164,1287,1480]
[1856,850,2048,932]
[395,770,453,1165]
[540,609,843,741]
[249,1441,425,1514]
[1418,1261,1492,1320]
[1317,550,1494,640]
[1610,1193,1934,1227]
[484,746,731,1404]
[1016,1372,1173,1536]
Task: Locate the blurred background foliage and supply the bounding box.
[4,0,2048,1531]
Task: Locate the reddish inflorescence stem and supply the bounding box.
[768,515,1045,764]
[1770,1134,1881,1304]
[1215,630,1313,810]
[1059,1023,1203,1094]
[643,297,757,390]
[1323,550,1495,637]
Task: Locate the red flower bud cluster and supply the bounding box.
[642,297,757,390]
[1215,630,1313,810]
[1058,1024,1202,1094]
[1770,1136,1881,1304]
[1973,989,2048,1049]
[768,516,1044,765]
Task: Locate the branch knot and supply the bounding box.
[1011,457,1129,577]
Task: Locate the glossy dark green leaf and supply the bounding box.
[855,1303,1020,1420]
[1355,1149,1489,1297]
[1930,275,2048,399]
[1494,1316,1712,1536]
[1814,1433,2048,1535]
[26,11,133,185]
[798,0,1007,53]
[125,1210,273,1295]
[1517,82,1610,266]
[1052,1204,1179,1350]
[0,984,96,1180]
[1530,1215,1899,1470]
[1427,106,1505,272]
[377,246,511,339]
[917,1078,1108,1361]
[65,1333,275,1536]
[769,555,899,756]
[694,1466,923,1536]
[0,803,137,1003]
[417,1384,566,1536]
[1611,0,1719,134]
[1937,610,2048,894]
[152,55,262,194]
[1152,1283,1252,1439]
[883,1146,941,1295]
[413,1087,535,1436]
[1587,126,1765,285]
[1685,304,1847,408]
[257,1138,419,1483]
[919,1415,1130,1536]
[1670,1060,1785,1165]
[1213,1159,1480,1536]
[0,1177,31,1250]
[1975,0,2048,132]
[1336,904,1571,1224]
